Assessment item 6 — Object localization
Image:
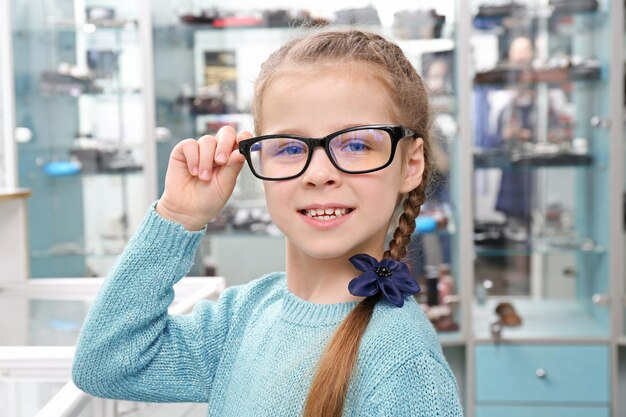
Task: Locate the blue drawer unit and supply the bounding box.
[476,344,610,404]
[476,405,610,417]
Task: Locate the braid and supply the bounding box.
[302,293,380,417]
[384,155,430,261]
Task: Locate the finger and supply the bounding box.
[231,131,253,164]
[219,132,251,185]
[228,130,252,166]
[213,125,238,166]
[197,135,217,181]
[236,130,253,144]
[171,138,199,176]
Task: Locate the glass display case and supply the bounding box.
[150,0,465,343]
[468,0,621,416]
[619,14,626,417]
[11,0,151,278]
[0,0,14,190]
[470,0,614,340]
[0,65,4,190]
[0,276,225,417]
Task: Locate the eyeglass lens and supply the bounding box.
[248,128,392,179]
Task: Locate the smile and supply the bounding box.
[300,207,354,220]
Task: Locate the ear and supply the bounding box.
[399,138,425,193]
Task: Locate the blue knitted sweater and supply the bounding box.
[72,204,464,416]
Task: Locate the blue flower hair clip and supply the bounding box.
[348,254,421,308]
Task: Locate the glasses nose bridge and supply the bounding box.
[303,136,340,176]
[307,136,333,161]
[309,136,329,149]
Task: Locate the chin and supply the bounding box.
[285,237,350,261]
[295,239,380,262]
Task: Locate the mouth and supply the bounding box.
[298,207,355,220]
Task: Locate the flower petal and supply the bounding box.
[380,258,398,269]
[379,278,405,308]
[349,254,378,272]
[348,272,380,297]
[395,261,411,275]
[397,276,421,298]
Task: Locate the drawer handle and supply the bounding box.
[535,368,547,378]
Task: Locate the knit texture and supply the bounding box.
[72,203,464,416]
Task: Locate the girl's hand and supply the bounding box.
[156,126,251,231]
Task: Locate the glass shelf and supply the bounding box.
[37,84,142,98]
[0,294,91,346]
[40,89,142,97]
[473,298,609,341]
[0,277,226,347]
[29,230,141,258]
[79,167,143,175]
[46,19,139,32]
[473,9,608,33]
[438,330,465,346]
[475,235,603,256]
[171,23,312,31]
[473,73,603,88]
[474,149,593,169]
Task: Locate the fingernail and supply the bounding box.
[216,153,227,164]
[200,170,210,180]
[191,167,198,176]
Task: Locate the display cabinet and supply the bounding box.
[0,0,13,190]
[1,2,31,283]
[465,0,622,416]
[470,0,612,339]
[618,12,626,417]
[9,0,156,278]
[0,50,5,190]
[0,276,225,417]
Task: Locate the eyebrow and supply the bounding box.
[267,123,383,137]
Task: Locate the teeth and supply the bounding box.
[305,208,350,219]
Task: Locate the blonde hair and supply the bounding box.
[252,29,432,417]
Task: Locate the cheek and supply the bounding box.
[354,174,402,213]
[263,183,289,221]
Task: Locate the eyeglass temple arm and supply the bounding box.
[403,127,417,138]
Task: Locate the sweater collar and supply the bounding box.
[279,276,360,327]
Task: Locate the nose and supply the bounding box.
[300,147,341,187]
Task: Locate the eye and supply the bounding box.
[342,140,368,153]
[338,137,372,154]
[278,145,305,155]
[274,140,307,157]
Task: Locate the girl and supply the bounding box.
[73,29,463,417]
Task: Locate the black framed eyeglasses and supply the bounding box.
[238,124,416,181]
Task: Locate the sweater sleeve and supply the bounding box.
[366,352,464,417]
[72,203,239,403]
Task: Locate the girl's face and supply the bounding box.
[260,65,423,261]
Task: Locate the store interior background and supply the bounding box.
[0,0,625,416]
